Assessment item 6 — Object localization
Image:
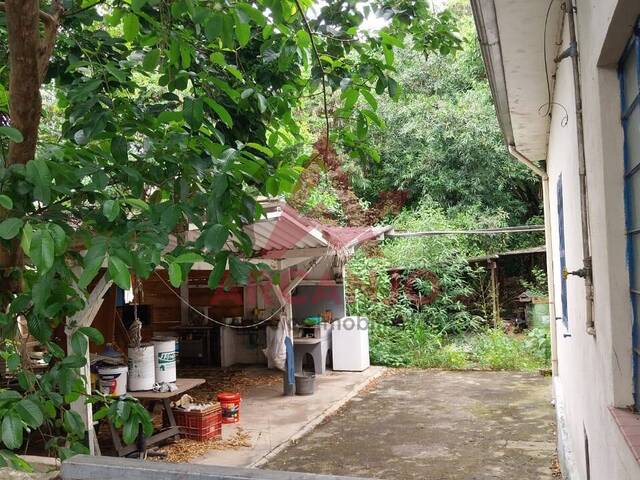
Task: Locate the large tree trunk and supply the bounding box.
[0,0,61,308]
[5,0,42,166]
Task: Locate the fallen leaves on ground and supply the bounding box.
[152,428,252,463]
[177,366,282,403]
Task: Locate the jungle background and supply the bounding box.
[290,0,551,371]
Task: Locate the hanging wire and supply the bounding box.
[538,0,569,127]
[153,271,286,329]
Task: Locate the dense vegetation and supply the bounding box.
[0,0,463,467]
[0,0,550,468]
[293,2,550,371]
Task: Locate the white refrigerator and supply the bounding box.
[331,316,370,371]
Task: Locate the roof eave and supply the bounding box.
[470,0,515,148]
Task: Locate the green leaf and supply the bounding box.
[157,111,183,124]
[203,98,233,128]
[60,355,87,369]
[0,195,13,210]
[236,22,251,47]
[78,326,104,345]
[183,97,204,130]
[208,254,228,289]
[361,89,378,110]
[14,399,43,429]
[111,136,128,162]
[63,410,85,438]
[108,256,131,289]
[361,109,384,128]
[6,354,20,371]
[0,449,33,472]
[295,29,311,48]
[236,4,265,25]
[380,32,404,48]
[142,49,161,71]
[103,200,120,222]
[245,143,273,157]
[131,0,147,12]
[123,13,140,42]
[205,13,223,42]
[0,390,22,404]
[383,45,394,66]
[20,223,32,255]
[204,225,229,252]
[78,240,107,289]
[122,416,140,445]
[49,223,67,255]
[212,175,228,198]
[168,262,182,287]
[387,77,400,100]
[256,93,267,113]
[71,330,88,356]
[123,198,150,211]
[222,14,234,48]
[265,176,279,196]
[0,126,23,143]
[29,229,55,272]
[174,252,203,264]
[229,255,252,285]
[0,218,23,240]
[25,159,51,204]
[2,412,23,449]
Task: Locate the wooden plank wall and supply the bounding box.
[69,270,245,354]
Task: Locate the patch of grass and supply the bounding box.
[370,319,550,372]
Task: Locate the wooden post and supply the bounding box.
[489,260,498,328]
[66,273,113,455]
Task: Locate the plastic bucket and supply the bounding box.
[217,392,241,424]
[153,338,177,383]
[128,344,155,391]
[98,365,128,396]
[295,373,315,396]
[528,303,550,329]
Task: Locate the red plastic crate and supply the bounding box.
[172,404,222,441]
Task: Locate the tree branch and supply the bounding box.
[0,2,56,26]
[293,0,330,151]
[38,0,64,82]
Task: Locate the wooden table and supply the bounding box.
[108,378,205,457]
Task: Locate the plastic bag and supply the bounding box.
[264,315,289,371]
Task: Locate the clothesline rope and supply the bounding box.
[153,271,285,329]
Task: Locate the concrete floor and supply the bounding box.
[192,366,385,468]
[263,370,556,480]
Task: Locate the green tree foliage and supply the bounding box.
[0,0,461,465]
[344,3,541,224]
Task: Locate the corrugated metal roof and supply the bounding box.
[177,200,389,260]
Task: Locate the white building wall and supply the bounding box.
[546,1,640,478]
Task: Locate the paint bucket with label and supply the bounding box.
[153,338,177,383]
[98,365,128,396]
[217,392,241,424]
[128,344,155,391]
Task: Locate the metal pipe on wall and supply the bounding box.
[562,0,595,336]
[509,146,559,376]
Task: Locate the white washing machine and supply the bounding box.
[331,316,370,371]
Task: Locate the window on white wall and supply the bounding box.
[620,20,640,410]
[557,176,568,328]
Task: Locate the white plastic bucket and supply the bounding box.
[127,344,155,391]
[153,338,177,383]
[98,365,128,396]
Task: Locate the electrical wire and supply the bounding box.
[153,271,285,329]
[538,0,569,127]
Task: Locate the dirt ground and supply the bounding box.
[263,369,556,480]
